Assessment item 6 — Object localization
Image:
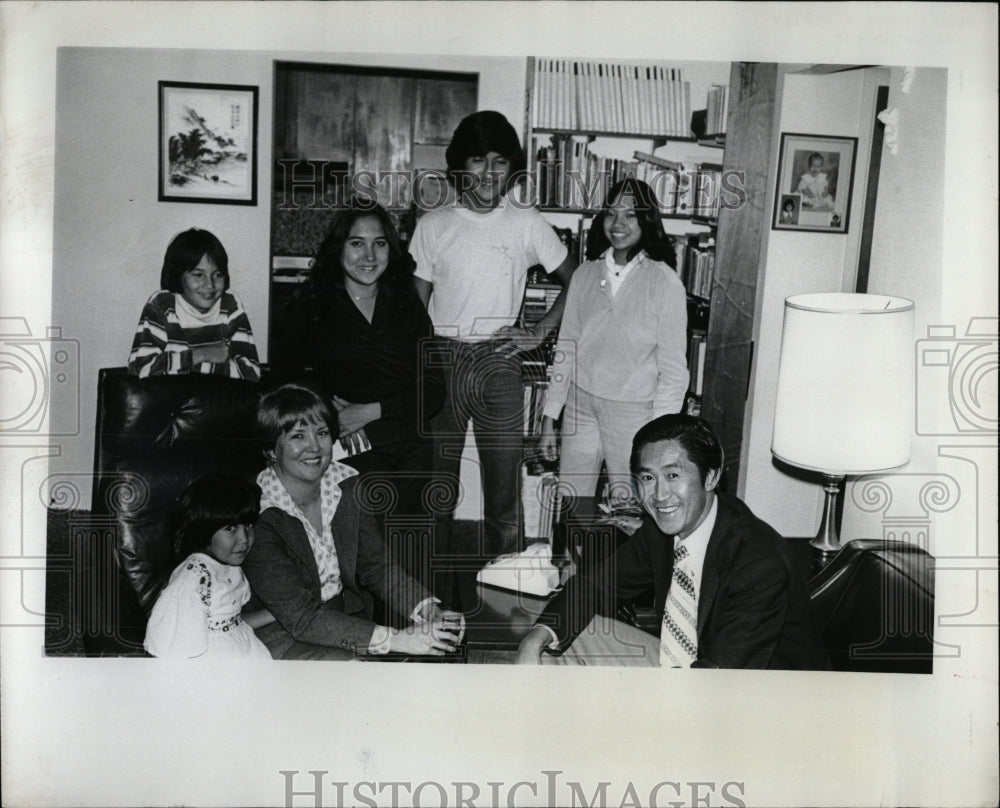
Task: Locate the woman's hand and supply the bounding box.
[491,324,543,356]
[339,428,371,456]
[515,625,553,665]
[538,417,559,462]
[191,342,230,365]
[419,603,466,644]
[332,397,380,436]
[388,618,463,656]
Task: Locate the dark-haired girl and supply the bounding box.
[144,474,272,659]
[409,110,576,560]
[298,203,444,524]
[539,178,689,500]
[128,228,260,381]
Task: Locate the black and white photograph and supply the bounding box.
[1,3,997,808]
[772,132,857,232]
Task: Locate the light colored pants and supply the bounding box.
[558,385,654,500]
[542,614,661,666]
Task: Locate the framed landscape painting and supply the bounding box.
[158,81,258,204]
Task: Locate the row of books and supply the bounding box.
[534,135,649,210]
[705,84,729,136]
[532,141,722,220]
[687,329,708,397]
[692,163,724,220]
[522,377,550,438]
[677,233,716,300]
[532,58,692,137]
[522,281,561,329]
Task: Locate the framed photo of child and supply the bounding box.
[772,132,857,233]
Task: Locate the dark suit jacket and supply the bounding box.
[243,476,432,655]
[539,493,830,669]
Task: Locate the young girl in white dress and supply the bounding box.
[144,474,273,659]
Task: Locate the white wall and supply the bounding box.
[738,64,996,560]
[50,47,524,507]
[840,66,997,562]
[741,67,879,536]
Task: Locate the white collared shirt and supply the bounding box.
[674,494,719,600]
[602,248,645,298]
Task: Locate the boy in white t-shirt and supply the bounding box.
[410,111,576,587]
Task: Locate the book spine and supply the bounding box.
[667,68,678,136]
[601,62,613,131]
[586,61,598,131]
[531,57,539,130]
[565,59,575,129]
[642,66,654,134]
[628,64,639,133]
[622,65,633,132]
[571,62,583,128]
[557,59,566,129]
[612,64,628,132]
[682,80,691,137]
[677,69,687,136]
[543,58,553,128]
[611,61,622,132]
[656,66,668,136]
[562,59,569,129]
[635,65,646,133]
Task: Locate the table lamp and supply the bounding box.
[772,293,914,552]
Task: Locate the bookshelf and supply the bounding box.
[514,59,778,521]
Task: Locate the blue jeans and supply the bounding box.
[428,338,524,568]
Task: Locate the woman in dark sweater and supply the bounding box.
[297,203,445,545]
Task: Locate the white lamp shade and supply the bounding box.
[772,293,914,475]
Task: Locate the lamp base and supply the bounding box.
[809,474,845,553]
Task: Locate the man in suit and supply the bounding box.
[516,414,829,668]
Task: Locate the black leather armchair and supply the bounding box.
[809,539,935,673]
[86,368,270,654]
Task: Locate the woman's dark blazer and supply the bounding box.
[243,476,433,654]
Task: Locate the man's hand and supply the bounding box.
[332,397,380,435]
[491,324,543,356]
[338,428,371,456]
[515,625,553,665]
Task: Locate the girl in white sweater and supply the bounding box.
[539,178,689,501]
